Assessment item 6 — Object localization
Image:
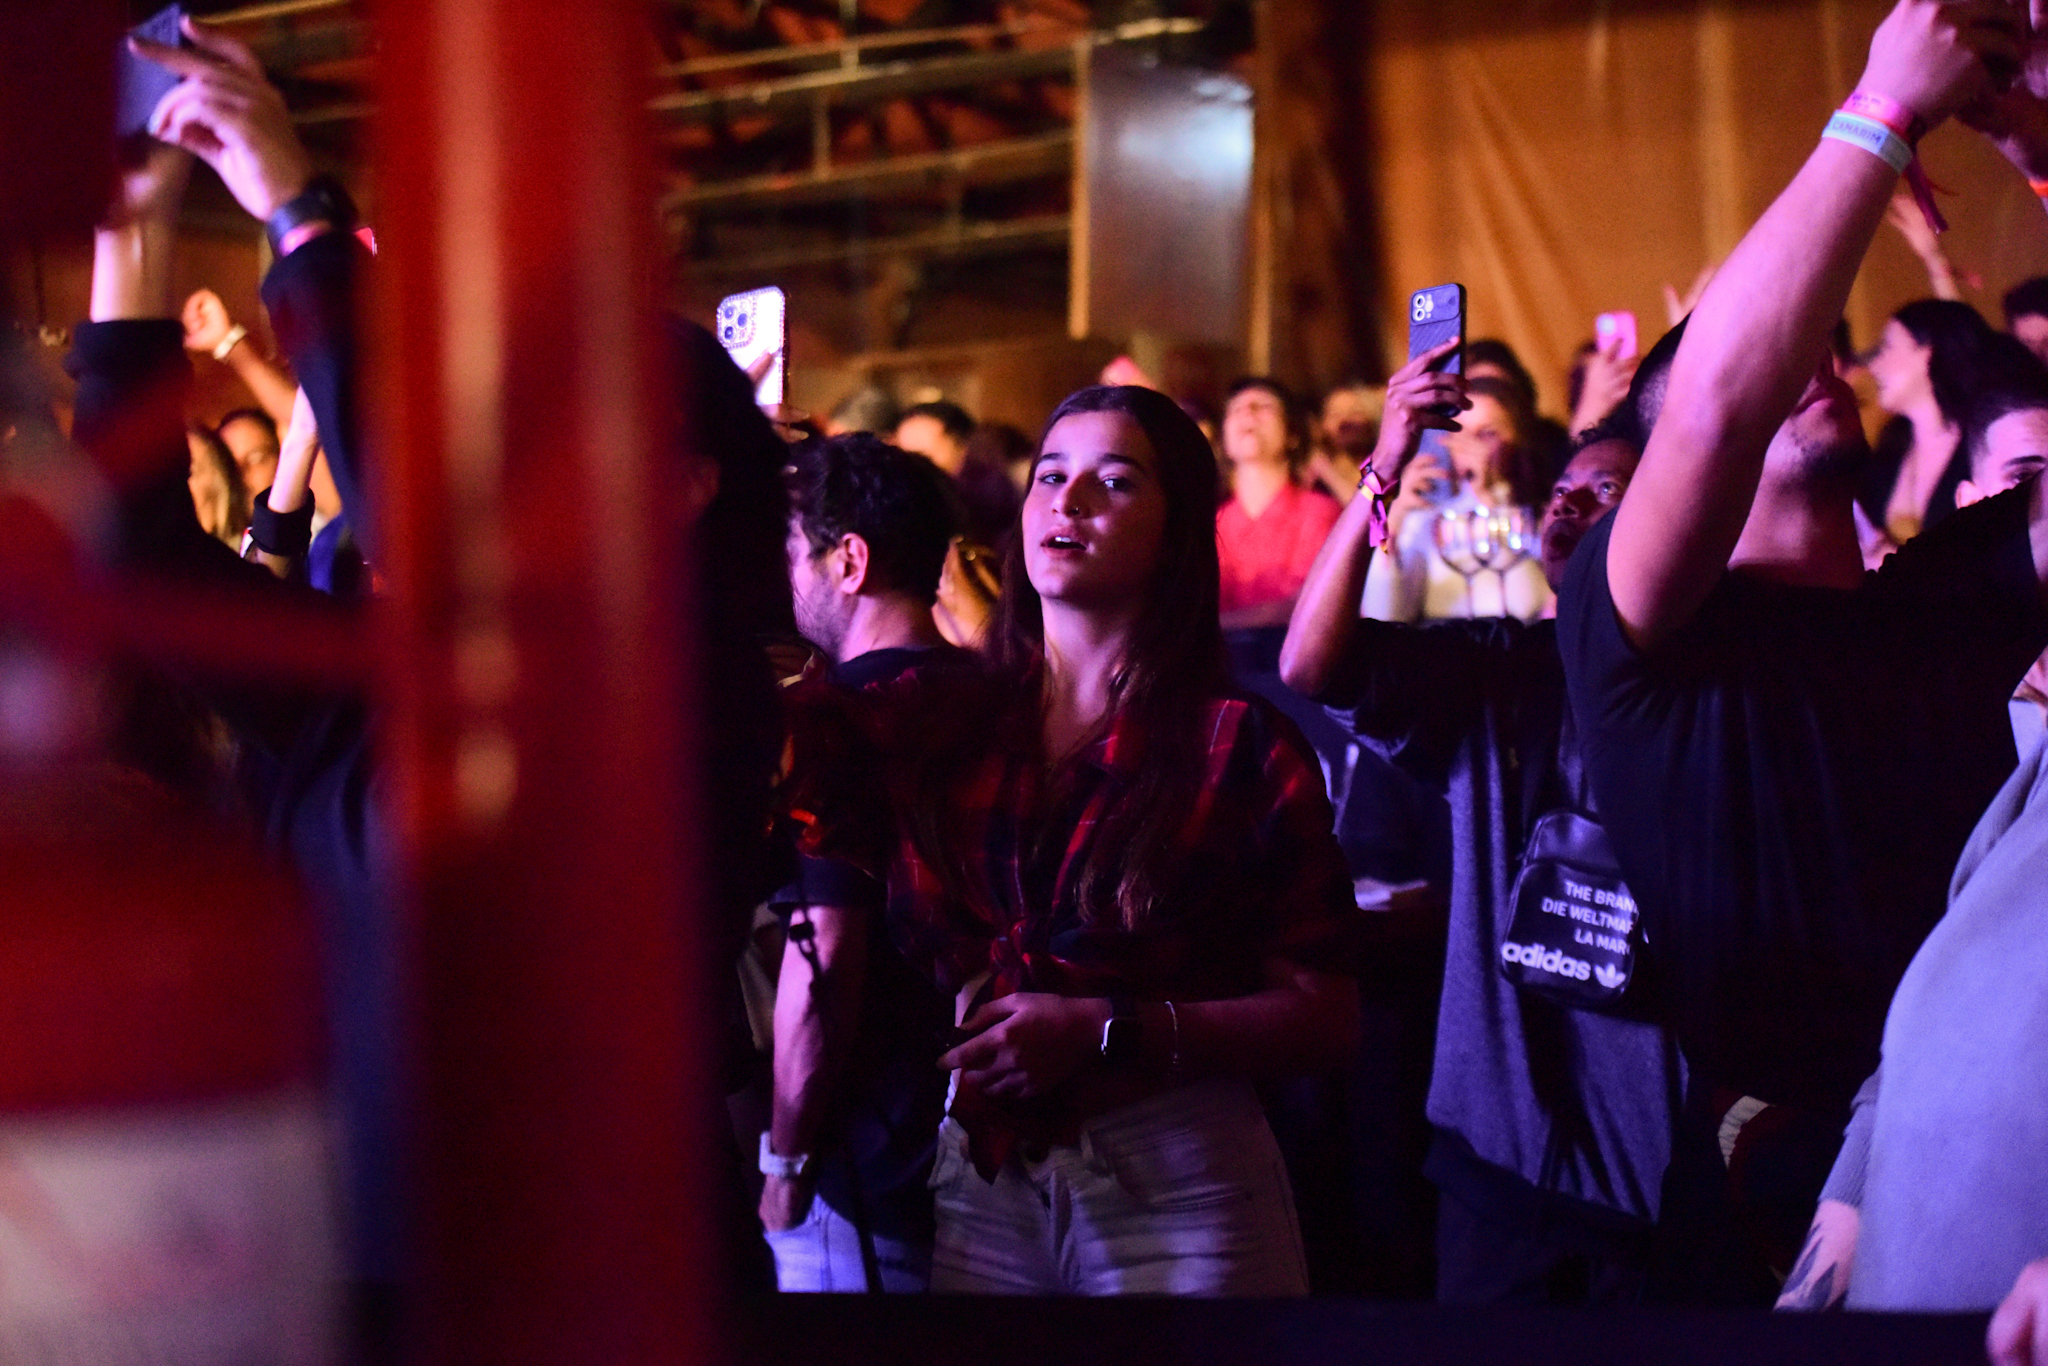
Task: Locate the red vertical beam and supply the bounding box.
[369,1,718,1362]
[0,1,115,245]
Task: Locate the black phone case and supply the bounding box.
[1407,283,1465,463]
[116,5,188,146]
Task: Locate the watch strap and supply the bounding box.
[265,174,359,259]
[1101,995,1142,1065]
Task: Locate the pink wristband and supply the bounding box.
[1357,463,1394,549]
[1842,90,1926,145]
[1841,90,1947,235]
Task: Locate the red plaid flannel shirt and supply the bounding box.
[789,664,1359,1174]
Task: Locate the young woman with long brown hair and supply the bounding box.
[800,385,1359,1295]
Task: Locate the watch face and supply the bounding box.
[1102,1014,1142,1066]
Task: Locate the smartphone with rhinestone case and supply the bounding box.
[715,285,787,408]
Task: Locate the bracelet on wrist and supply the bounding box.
[1356,462,1396,549]
[210,323,248,362]
[248,490,315,558]
[1842,90,1926,145]
[266,174,359,259]
[1824,110,1913,173]
[758,1131,811,1181]
[1830,95,1949,234]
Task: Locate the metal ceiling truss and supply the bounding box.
[199,1,1209,275]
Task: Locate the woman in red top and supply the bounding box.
[1214,378,1342,629]
[808,385,1360,1295]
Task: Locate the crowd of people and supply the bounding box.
[8,1,2048,1359]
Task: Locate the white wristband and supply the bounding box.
[1822,111,1912,175]
[758,1131,811,1180]
[211,323,249,362]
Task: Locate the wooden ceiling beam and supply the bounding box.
[653,18,1071,81]
[664,128,1072,212]
[688,211,1070,276]
[648,45,1075,122]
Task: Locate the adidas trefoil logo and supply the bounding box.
[1592,963,1626,991]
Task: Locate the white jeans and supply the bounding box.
[763,1194,930,1294]
[927,1079,1310,1296]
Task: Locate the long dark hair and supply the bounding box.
[1461,374,1547,507]
[1892,298,1995,421]
[969,384,1231,931]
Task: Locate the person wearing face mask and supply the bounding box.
[787,385,1360,1295]
[1363,373,1554,624]
[1281,345,1682,1306]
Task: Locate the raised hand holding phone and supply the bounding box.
[1959,21,2048,185]
[1573,315,1641,435]
[716,286,788,409]
[1369,340,1463,484]
[1594,310,1638,361]
[131,16,313,222]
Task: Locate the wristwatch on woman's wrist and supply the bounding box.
[1101,996,1143,1067]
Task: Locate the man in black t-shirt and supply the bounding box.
[1555,0,2048,1286]
[1284,337,1682,1304]
[761,434,965,1292]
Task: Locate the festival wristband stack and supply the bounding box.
[1356,462,1395,549]
[1826,91,1947,234]
[1823,109,1913,173]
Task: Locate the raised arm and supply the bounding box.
[243,388,322,578]
[135,18,376,563]
[1279,340,1461,696]
[183,287,299,427]
[82,141,247,585]
[78,133,367,768]
[1606,0,2017,649]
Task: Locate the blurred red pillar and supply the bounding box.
[0,1,115,245]
[369,1,719,1361]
